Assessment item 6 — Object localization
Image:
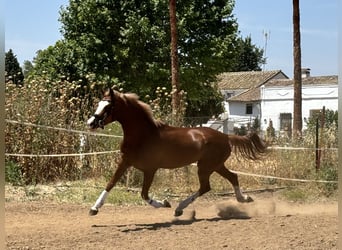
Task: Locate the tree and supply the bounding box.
[232,36,265,71]
[5,49,24,85]
[22,60,34,78]
[31,0,264,121]
[31,41,97,84]
[292,0,302,139]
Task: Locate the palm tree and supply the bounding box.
[292,0,302,139]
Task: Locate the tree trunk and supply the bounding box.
[169,0,181,125]
[292,0,302,139]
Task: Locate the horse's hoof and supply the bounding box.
[174,210,183,217]
[237,195,254,203]
[246,196,254,202]
[89,208,98,216]
[163,200,171,208]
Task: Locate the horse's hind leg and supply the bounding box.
[215,165,253,202]
[141,170,171,208]
[174,166,212,217]
[89,158,130,216]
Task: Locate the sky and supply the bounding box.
[5,0,338,78]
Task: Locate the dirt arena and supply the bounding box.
[5,192,337,250]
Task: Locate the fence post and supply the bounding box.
[315,106,325,172]
[223,118,228,134]
[315,118,320,171]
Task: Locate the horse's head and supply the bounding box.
[87,88,115,130]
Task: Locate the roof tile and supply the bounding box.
[217,70,287,89]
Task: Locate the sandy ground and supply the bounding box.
[5,194,338,250]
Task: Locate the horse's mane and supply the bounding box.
[120,92,165,128]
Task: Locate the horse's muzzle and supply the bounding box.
[87,115,104,130]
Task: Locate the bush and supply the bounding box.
[5,75,120,184]
[317,163,338,196]
[5,161,23,185]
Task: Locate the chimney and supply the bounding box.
[301,68,311,78]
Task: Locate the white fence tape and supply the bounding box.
[5,119,338,184]
[271,146,337,151]
[5,150,120,158]
[6,119,337,150]
[6,119,123,138]
[230,170,337,184]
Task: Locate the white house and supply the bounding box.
[215,69,338,136]
[217,70,288,132]
[260,75,338,135]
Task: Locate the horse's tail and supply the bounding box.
[228,133,267,160]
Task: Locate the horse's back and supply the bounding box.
[159,125,228,146]
[140,125,231,168]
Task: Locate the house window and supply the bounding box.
[280,113,292,131]
[246,104,253,114]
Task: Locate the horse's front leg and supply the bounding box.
[141,170,171,208]
[89,159,130,216]
[174,192,200,216]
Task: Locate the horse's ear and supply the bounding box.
[102,88,115,101]
[109,88,115,101]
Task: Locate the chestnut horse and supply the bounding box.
[87,89,267,216]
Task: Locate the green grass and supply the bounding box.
[54,180,145,206]
[281,187,310,202]
[5,179,144,206]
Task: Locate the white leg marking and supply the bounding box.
[91,190,108,210]
[234,186,250,202]
[176,192,200,211]
[146,199,165,208]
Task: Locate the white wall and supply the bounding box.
[222,101,260,131]
[260,84,338,132]
[227,102,261,117]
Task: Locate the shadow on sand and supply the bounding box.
[91,205,251,233]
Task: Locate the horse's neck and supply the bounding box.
[118,116,157,146]
[115,95,158,146]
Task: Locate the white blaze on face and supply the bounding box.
[87,116,96,126]
[94,100,111,115]
[87,100,111,126]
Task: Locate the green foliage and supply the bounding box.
[282,187,310,202]
[306,109,338,130]
[266,119,276,142]
[30,0,264,119]
[22,60,34,78]
[183,82,224,123]
[317,163,338,196]
[232,36,265,71]
[5,49,24,85]
[304,109,338,148]
[5,161,23,185]
[252,116,260,132]
[56,183,144,205]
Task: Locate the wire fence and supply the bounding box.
[5,119,337,186]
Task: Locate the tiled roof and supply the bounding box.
[265,75,338,87]
[228,75,338,102]
[217,70,287,90]
[229,88,260,102]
